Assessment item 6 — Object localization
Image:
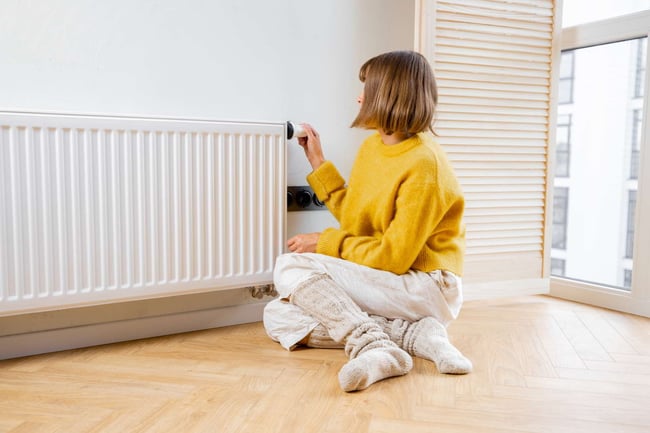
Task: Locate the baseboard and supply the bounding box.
[1,277,555,360]
[463,278,550,301]
[0,302,267,360]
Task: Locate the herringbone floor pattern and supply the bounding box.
[1,295,649,433]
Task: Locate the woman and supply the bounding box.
[264,50,472,392]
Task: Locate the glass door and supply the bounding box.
[550,4,650,317]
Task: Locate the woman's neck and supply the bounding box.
[378,129,415,145]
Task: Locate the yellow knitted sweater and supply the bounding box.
[307,131,465,276]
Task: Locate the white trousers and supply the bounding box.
[263,253,463,350]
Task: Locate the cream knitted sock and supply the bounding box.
[373,315,472,375]
[337,322,413,392]
[291,275,412,391]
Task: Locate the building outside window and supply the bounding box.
[552,187,568,250]
[635,37,647,98]
[626,190,637,259]
[556,114,572,177]
[624,269,633,289]
[551,258,566,277]
[631,109,642,179]
[558,51,575,104]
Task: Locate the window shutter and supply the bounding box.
[420,0,558,299]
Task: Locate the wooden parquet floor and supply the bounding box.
[1,295,649,433]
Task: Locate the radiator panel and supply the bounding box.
[0,112,286,314]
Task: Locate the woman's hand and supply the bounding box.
[287,232,320,253]
[297,123,325,171]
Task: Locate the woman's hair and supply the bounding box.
[351,50,438,135]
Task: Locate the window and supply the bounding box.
[551,39,642,289]
[555,114,572,177]
[558,51,575,104]
[552,5,650,316]
[552,187,568,250]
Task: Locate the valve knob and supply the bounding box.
[296,190,312,208]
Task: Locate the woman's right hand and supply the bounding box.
[297,123,325,171]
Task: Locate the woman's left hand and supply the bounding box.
[287,233,320,253]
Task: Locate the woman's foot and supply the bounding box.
[407,317,472,374]
[338,323,412,392]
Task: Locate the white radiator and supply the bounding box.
[0,111,286,315]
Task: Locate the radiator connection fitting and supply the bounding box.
[249,284,278,299]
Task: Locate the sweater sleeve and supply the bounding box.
[318,166,449,275]
[307,160,347,222]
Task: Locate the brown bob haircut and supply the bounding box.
[351,50,438,135]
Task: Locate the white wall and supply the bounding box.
[0,0,415,237]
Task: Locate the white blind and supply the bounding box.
[425,0,557,297]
